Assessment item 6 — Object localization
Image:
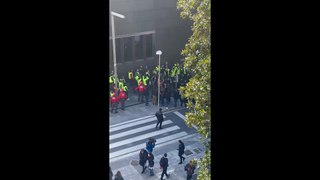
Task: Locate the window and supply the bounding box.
[115,39,121,63]
[134,35,143,60]
[146,34,153,58]
[110,31,155,63]
[123,37,132,62]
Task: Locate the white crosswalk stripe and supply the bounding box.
[110,120,173,140]
[109,113,190,161]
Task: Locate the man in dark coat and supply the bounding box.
[178,140,186,164]
[173,88,181,107]
[139,148,148,173]
[160,153,170,180]
[155,108,164,129]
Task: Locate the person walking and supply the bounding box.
[160,153,170,180]
[147,152,155,176]
[119,89,127,111]
[178,140,186,164]
[114,171,124,180]
[155,108,164,129]
[139,148,148,174]
[146,137,156,153]
[185,161,196,180]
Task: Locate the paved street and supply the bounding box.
[109,93,204,179]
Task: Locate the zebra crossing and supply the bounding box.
[109,111,192,163]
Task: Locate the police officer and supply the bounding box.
[178,140,186,164]
[155,108,164,129]
[160,153,170,180]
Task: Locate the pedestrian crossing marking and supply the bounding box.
[110,120,173,140]
[110,117,157,133]
[174,111,198,130]
[110,115,154,128]
[109,132,188,159]
[109,133,200,162]
[109,126,180,149]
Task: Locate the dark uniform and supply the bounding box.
[178,140,186,164]
[160,153,170,180]
[155,108,164,129]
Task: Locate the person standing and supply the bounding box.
[147,152,155,176]
[155,108,164,129]
[110,93,119,113]
[114,171,124,180]
[135,81,146,103]
[139,148,148,174]
[185,161,196,180]
[178,140,186,164]
[173,88,180,108]
[160,153,170,180]
[119,89,127,111]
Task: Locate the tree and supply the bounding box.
[177,0,211,179]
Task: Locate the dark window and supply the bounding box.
[115,38,121,64]
[134,35,143,60]
[124,37,132,62]
[146,34,153,58]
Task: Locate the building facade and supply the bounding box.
[109,0,192,77]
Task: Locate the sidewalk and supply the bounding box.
[111,135,204,180]
[110,90,203,180]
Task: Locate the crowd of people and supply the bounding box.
[109,61,192,113]
[110,139,196,180]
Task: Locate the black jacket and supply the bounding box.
[160,157,169,168]
[139,149,148,165]
[155,111,164,121]
[178,142,185,155]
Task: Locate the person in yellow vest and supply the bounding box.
[128,69,134,89]
[118,79,124,90]
[122,83,129,100]
[109,71,114,86]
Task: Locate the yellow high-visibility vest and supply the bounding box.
[128,72,133,79]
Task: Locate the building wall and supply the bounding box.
[109,0,192,77]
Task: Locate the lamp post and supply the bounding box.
[156,50,162,111]
[110,11,125,90]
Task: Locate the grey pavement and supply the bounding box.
[109,92,203,180]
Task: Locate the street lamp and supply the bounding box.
[156,50,162,111]
[110,11,125,90]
